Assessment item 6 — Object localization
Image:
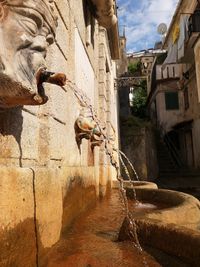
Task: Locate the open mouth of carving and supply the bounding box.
[17,51,67,102]
[0,51,67,107]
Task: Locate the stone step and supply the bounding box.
[158,161,176,166]
[159,169,200,175]
[159,174,200,179]
[156,138,200,179]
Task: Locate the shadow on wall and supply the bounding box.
[61,175,97,237]
[0,218,37,267]
[0,107,23,167]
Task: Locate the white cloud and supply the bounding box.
[117,0,179,52]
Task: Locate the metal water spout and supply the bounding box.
[35,68,67,103]
[36,68,67,87]
[0,68,67,107]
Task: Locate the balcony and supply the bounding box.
[156,64,180,81]
[179,10,200,63]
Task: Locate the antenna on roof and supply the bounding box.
[157,23,167,35]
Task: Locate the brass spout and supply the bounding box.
[37,68,67,87]
[35,68,67,102]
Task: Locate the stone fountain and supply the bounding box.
[118,187,200,266]
[1,1,200,266]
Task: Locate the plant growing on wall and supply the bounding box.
[130,80,147,118]
[128,61,141,75]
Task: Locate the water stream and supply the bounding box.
[62,80,148,265]
[118,149,140,181]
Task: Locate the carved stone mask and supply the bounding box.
[0,0,58,107]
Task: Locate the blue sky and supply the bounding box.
[117,0,179,52]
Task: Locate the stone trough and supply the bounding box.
[119,188,200,266]
[112,180,158,189]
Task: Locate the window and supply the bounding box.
[165,91,179,110]
[184,87,189,110]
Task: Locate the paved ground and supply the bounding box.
[155,176,200,200]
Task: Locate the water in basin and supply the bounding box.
[43,190,187,267]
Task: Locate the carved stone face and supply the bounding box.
[0,0,58,107]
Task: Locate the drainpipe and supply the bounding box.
[91,0,117,29]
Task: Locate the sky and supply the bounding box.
[117,0,180,53]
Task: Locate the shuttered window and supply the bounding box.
[165,92,179,110]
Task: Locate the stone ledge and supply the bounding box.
[127,188,200,229]
[119,188,200,266]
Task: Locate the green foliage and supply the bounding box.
[131,80,147,118]
[128,61,141,75]
[120,115,151,141]
[121,115,149,129]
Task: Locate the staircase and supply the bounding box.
[157,139,200,178]
[156,126,190,178]
[157,139,180,179]
[156,139,200,200]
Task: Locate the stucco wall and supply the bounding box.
[178,67,200,168]
[159,0,200,169]
[153,67,200,168]
[195,39,200,102]
[155,83,185,131]
[0,1,119,266]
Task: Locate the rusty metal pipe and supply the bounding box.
[35,68,67,102]
[37,68,67,87]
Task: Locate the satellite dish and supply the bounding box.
[157,23,167,35]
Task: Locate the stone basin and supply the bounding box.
[113,180,158,189]
[119,188,200,266]
[126,188,200,229]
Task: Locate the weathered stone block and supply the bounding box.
[20,110,40,161]
[0,167,34,228]
[54,0,70,30]
[59,166,97,234]
[34,168,63,249]
[0,167,36,267]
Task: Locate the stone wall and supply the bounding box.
[120,118,158,181]
[0,1,119,266]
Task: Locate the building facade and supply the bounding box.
[148,0,200,168]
